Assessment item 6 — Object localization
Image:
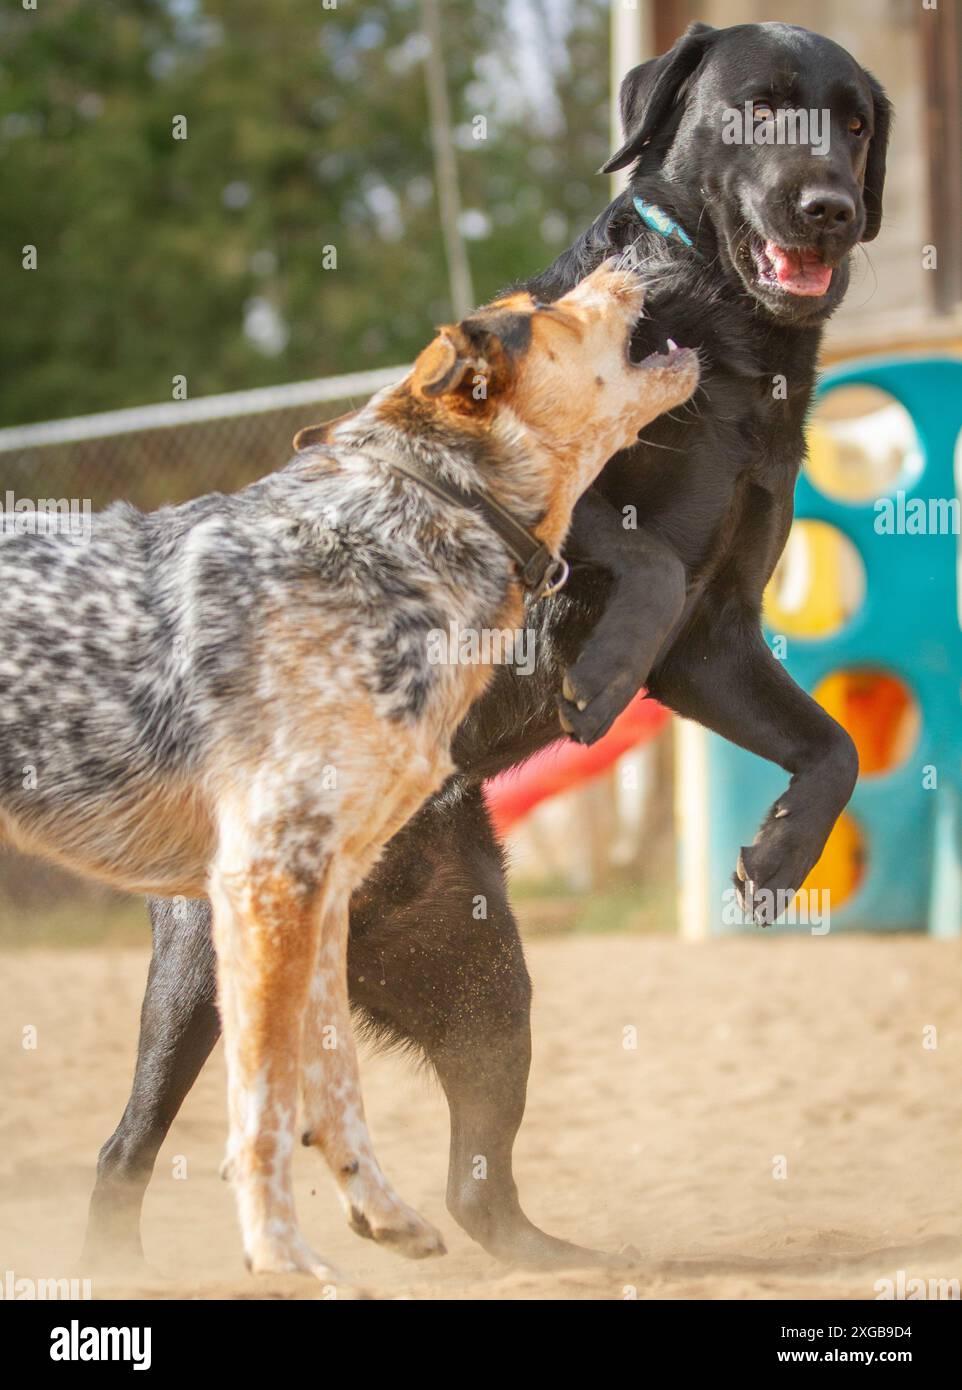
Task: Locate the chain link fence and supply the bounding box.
[0,365,409,512]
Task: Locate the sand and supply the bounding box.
[1,934,959,1301]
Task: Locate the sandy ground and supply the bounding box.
[1,934,960,1301]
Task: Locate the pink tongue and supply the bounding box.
[765,240,833,297]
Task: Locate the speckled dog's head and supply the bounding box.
[402,260,699,548]
[293,261,698,557]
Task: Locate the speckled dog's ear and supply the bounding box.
[293,410,356,451]
[413,320,513,407]
[292,422,330,451]
[413,327,477,399]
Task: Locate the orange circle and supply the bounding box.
[813,669,920,776]
[796,810,866,912]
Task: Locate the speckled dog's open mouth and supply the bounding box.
[631,335,697,375]
[628,312,697,371]
[739,232,835,298]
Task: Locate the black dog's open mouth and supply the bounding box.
[739,233,834,298]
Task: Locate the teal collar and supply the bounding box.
[632,196,701,257]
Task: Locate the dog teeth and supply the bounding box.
[666,338,679,351]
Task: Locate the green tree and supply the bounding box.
[0,0,609,426]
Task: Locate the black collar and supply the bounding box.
[388,454,569,600]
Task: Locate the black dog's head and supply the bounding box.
[604,21,891,324]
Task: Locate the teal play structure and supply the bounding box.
[705,355,962,936]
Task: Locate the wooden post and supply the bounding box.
[921,0,962,313]
[419,0,475,318]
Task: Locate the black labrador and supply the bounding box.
[82,22,889,1268]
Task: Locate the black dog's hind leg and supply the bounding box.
[350,786,612,1267]
[557,489,687,745]
[82,897,219,1267]
[649,600,859,925]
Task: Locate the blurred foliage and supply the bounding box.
[0,0,610,426]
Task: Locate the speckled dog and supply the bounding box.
[0,261,697,1280]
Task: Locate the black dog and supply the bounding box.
[82,22,889,1269]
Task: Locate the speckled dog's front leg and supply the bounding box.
[210,805,341,1284]
[300,876,446,1260]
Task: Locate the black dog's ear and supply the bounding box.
[861,71,892,242]
[601,21,717,174]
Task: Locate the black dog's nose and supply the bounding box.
[799,189,856,229]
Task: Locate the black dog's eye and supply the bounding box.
[849,116,867,136]
[752,101,776,122]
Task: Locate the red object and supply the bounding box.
[483,692,670,834]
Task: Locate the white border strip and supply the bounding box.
[0,364,411,451]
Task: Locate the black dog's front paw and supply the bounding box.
[556,659,645,746]
[732,807,825,927]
